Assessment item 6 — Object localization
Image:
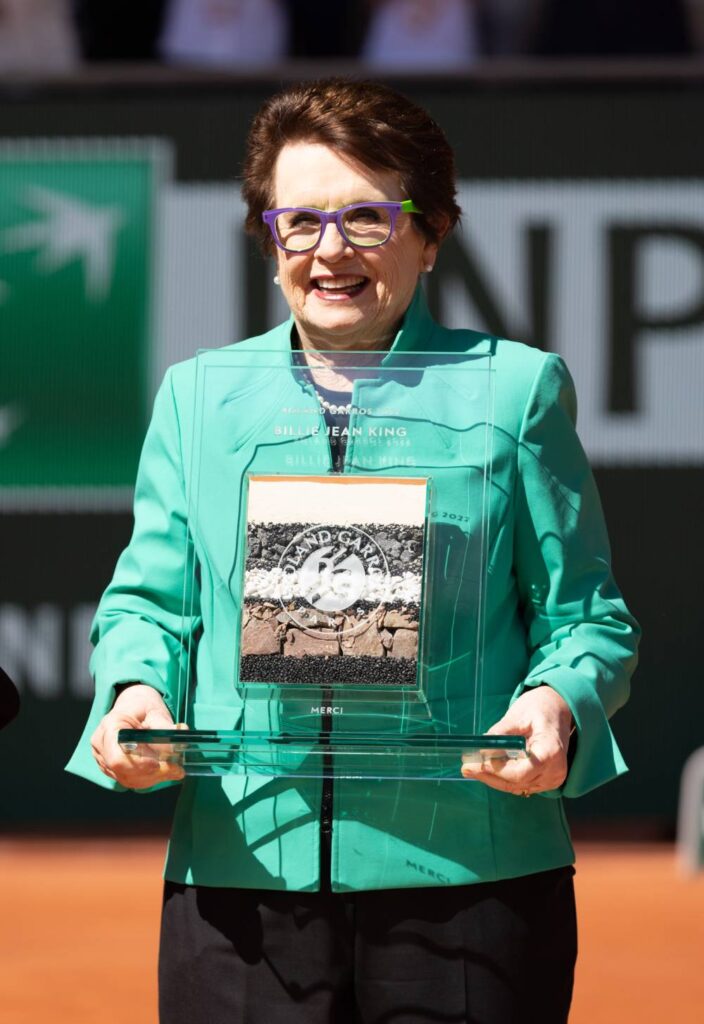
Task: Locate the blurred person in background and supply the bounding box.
[0,0,78,74]
[73,0,362,65]
[361,0,562,65]
[532,0,692,57]
[362,0,481,70]
[72,78,639,1023]
[72,0,167,62]
[159,0,288,68]
[76,0,368,68]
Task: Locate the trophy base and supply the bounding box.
[118,729,527,780]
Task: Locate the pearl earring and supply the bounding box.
[273,274,280,285]
[424,264,434,273]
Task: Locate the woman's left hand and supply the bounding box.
[460,687,574,796]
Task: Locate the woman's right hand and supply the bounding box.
[90,683,185,788]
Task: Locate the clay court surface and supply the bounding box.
[0,839,701,1023]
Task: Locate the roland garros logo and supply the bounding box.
[278,525,389,637]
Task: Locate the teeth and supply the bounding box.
[316,277,366,290]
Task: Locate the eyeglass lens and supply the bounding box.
[275,206,393,252]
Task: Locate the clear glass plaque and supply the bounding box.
[119,348,526,778]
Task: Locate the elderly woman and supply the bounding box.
[69,79,639,1023]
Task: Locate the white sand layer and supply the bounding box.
[244,566,422,605]
[247,475,427,526]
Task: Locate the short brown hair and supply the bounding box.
[242,78,461,254]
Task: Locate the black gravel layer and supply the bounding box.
[240,654,417,687]
[246,522,424,575]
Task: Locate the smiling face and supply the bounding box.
[272,142,439,351]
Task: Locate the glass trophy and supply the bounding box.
[118,348,526,778]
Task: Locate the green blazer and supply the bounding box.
[67,287,639,891]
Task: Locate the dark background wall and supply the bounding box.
[1,66,702,833]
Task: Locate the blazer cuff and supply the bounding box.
[65,672,178,793]
[512,667,628,798]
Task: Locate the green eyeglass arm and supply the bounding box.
[401,200,423,213]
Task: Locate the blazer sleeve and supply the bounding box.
[511,352,640,798]
[65,366,201,790]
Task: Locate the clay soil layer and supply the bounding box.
[0,840,702,1023]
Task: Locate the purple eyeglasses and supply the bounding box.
[262,200,422,253]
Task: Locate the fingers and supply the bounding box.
[461,751,541,792]
[460,686,574,794]
[142,706,181,731]
[90,719,117,780]
[91,698,185,789]
[107,718,185,788]
[483,715,523,738]
[460,730,568,794]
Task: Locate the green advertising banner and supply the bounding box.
[0,140,169,504]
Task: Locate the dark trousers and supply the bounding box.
[159,866,577,1024]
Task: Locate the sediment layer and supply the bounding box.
[241,601,420,662]
[246,522,424,575]
[240,653,417,687]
